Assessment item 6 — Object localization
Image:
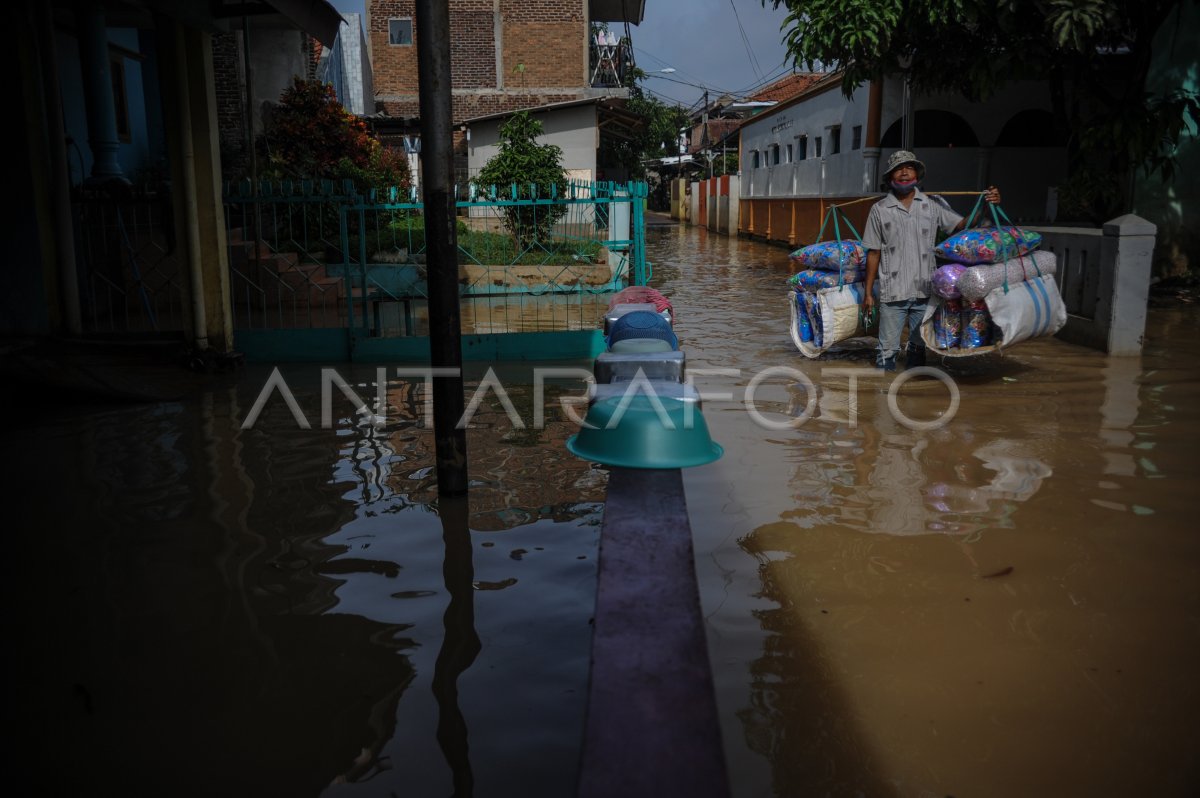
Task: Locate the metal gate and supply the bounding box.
[223,180,648,361]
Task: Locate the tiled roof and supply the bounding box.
[748,72,826,104]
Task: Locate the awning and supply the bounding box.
[208,0,344,47]
[262,0,342,46]
[589,0,646,24]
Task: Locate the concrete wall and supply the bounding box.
[1035,215,1156,355]
[319,13,375,116]
[248,28,312,138]
[466,102,598,181]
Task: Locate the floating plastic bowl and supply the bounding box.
[566,395,723,469]
[606,310,678,350]
[609,338,675,354]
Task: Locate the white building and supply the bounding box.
[738,73,1067,244]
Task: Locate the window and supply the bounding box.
[786,144,793,163]
[852,125,862,150]
[389,18,413,45]
[815,137,823,157]
[110,58,130,142]
[751,150,760,169]
[830,126,841,154]
[797,135,808,160]
[771,144,780,165]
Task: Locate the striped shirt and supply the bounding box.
[863,191,962,303]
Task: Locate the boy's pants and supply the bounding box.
[877,298,927,370]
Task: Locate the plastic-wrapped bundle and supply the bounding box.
[932,264,968,299]
[788,240,866,272]
[961,300,993,348]
[956,249,1057,301]
[788,268,865,292]
[934,226,1042,265]
[789,282,878,358]
[932,299,964,348]
[920,274,1066,356]
[805,293,824,348]
[794,293,814,343]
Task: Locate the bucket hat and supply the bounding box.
[883,150,925,180]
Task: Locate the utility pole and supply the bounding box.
[417,0,468,495]
[702,89,711,179]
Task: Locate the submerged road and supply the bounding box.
[650,221,1200,797]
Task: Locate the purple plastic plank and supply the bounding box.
[577,467,730,798]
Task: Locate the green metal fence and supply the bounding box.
[223,179,647,361]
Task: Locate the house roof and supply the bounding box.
[748,71,845,120]
[462,97,645,141]
[748,72,827,104]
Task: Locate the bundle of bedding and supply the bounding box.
[788,240,866,272]
[923,215,1064,356]
[921,274,1066,356]
[789,282,878,358]
[788,268,866,292]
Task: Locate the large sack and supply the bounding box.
[789,282,874,358]
[921,274,1066,357]
[788,240,866,272]
[956,249,1057,301]
[934,226,1042,265]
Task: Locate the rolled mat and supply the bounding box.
[956,249,1058,302]
[608,286,673,316]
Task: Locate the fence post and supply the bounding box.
[631,183,647,286]
[1100,214,1156,356]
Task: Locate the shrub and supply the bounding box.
[475,111,568,248]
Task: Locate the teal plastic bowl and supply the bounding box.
[566,395,723,469]
[609,338,675,354]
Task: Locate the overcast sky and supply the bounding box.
[328,0,797,110]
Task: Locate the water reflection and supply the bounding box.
[778,381,1053,539]
[431,496,481,797]
[5,362,601,797]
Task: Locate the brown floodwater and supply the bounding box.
[4,221,1197,797]
[654,223,1200,797]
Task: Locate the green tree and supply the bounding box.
[258,77,409,195]
[604,82,692,179]
[765,0,1198,221]
[476,111,569,247]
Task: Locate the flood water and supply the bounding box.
[5,221,1198,797]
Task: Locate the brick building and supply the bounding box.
[367,0,645,123]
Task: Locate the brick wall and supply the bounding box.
[370,0,589,124]
[212,32,246,175]
[503,23,584,88]
[371,0,418,94]
[450,10,497,88]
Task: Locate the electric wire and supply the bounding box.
[728,0,765,83]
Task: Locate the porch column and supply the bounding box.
[159,18,234,353]
[75,3,127,184]
[863,78,883,192]
[976,146,993,188]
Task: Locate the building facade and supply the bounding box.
[738,74,1068,246]
[367,0,642,123]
